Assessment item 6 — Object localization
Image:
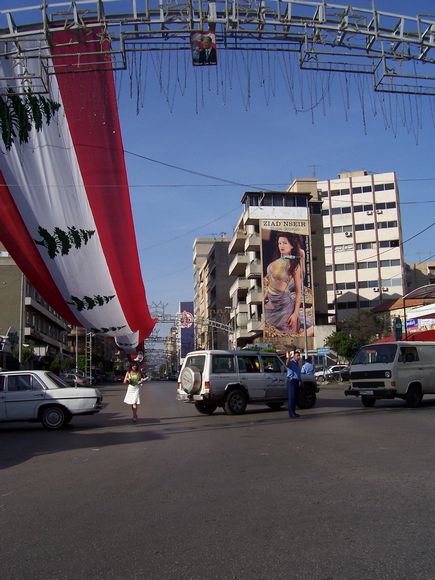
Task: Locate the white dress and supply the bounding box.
[124,383,141,405]
[123,374,148,405]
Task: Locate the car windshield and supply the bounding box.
[352,344,397,365]
[46,372,69,389]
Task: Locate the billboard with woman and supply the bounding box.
[261,220,314,340]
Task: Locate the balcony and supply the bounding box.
[229,253,248,277]
[246,259,262,279]
[246,285,263,305]
[247,318,263,334]
[228,229,247,254]
[244,232,260,252]
[229,278,249,298]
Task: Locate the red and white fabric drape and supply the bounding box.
[0,30,156,349]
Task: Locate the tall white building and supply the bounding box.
[317,170,405,324]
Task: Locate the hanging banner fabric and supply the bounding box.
[0,32,155,345]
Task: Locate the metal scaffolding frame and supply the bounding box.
[0,1,434,95]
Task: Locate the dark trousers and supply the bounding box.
[287,378,299,416]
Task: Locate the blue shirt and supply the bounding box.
[301,362,314,374]
[286,358,301,381]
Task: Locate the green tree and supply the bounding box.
[325,331,364,362]
[325,311,386,361]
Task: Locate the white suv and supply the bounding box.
[177,350,318,415]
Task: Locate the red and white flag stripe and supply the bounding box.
[0,30,156,348]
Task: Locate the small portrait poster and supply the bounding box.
[191,31,217,66]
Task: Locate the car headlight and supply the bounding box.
[385,371,391,378]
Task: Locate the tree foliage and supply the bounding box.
[0,90,61,151]
[325,311,386,362]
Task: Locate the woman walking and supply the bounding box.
[123,363,148,422]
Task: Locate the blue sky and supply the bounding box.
[114,1,435,316]
[4,0,435,319]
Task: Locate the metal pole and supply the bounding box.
[75,326,79,369]
[18,273,24,367]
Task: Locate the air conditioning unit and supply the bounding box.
[344,232,352,238]
[382,287,389,292]
[336,290,342,295]
[376,209,383,214]
[373,287,380,293]
[366,210,373,215]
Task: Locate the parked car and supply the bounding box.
[59,371,93,387]
[0,370,103,429]
[177,349,319,415]
[315,365,350,382]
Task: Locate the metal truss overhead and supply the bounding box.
[0,1,434,95]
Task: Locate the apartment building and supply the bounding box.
[0,242,70,366]
[405,260,435,291]
[193,236,235,350]
[227,179,329,353]
[318,170,405,324]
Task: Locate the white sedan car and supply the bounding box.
[0,370,103,430]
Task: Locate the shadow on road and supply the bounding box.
[0,412,164,470]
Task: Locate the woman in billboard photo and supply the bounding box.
[263,231,314,337]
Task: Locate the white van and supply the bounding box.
[177,349,318,415]
[345,341,435,407]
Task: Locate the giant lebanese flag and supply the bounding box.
[0,30,156,348]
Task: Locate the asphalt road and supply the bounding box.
[1,381,435,580]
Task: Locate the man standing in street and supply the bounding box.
[301,356,314,375]
[286,350,302,418]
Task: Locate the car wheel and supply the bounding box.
[194,401,218,415]
[224,389,248,415]
[361,396,376,408]
[41,406,67,430]
[267,402,284,411]
[405,384,423,408]
[297,385,317,409]
[180,366,202,394]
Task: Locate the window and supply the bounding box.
[7,374,38,392]
[185,355,206,373]
[385,183,395,190]
[212,355,235,374]
[261,355,282,373]
[400,347,419,363]
[0,376,4,391]
[362,186,372,193]
[352,187,362,194]
[237,355,261,373]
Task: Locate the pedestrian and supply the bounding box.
[286,350,302,418]
[301,356,314,375]
[123,363,148,422]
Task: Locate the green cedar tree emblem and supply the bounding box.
[34,226,95,258]
[67,294,115,311]
[0,89,61,151]
[90,326,127,334]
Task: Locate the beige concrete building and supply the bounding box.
[318,170,405,324]
[405,260,435,291]
[227,179,329,353]
[193,236,235,350]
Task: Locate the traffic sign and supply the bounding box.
[317,348,331,355]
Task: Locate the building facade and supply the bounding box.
[193,237,235,350]
[227,179,329,353]
[318,171,405,324]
